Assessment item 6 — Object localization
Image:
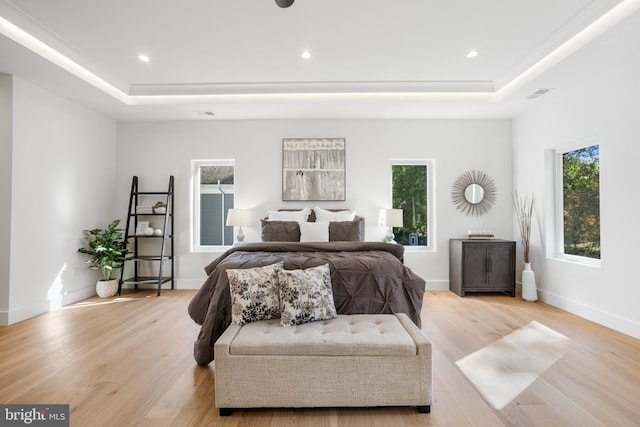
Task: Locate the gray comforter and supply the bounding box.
[188,241,426,365]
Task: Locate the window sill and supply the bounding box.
[549,255,601,268]
[402,245,435,253]
[192,245,231,253]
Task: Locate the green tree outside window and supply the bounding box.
[562,144,600,259]
[392,164,428,246]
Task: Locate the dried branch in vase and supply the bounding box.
[513,191,535,264]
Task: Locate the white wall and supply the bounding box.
[116,119,513,289]
[1,77,117,324]
[0,74,12,323]
[513,45,640,338]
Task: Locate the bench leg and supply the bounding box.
[417,405,431,414]
[219,408,233,416]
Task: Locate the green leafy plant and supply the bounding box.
[78,219,129,281]
[153,201,167,208]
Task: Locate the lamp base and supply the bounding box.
[385,228,397,244]
[235,226,245,242]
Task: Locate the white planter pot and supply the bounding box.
[521,263,538,302]
[96,279,119,298]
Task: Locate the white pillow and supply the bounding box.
[299,221,329,242]
[314,206,356,222]
[266,207,311,222]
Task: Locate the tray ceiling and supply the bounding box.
[1,0,639,120]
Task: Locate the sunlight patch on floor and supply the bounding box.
[57,296,141,310]
[456,321,570,410]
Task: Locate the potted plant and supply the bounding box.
[78,219,129,298]
[153,201,167,214]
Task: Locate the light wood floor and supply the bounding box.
[1,290,639,426]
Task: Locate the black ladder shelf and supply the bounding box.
[119,176,174,296]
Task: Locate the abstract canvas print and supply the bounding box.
[282,138,346,201]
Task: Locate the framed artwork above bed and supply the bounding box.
[282,138,345,201]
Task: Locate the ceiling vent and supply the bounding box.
[527,88,553,99]
[194,111,215,117]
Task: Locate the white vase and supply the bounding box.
[521,263,538,302]
[96,279,119,298]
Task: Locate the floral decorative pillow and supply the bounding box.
[277,264,337,327]
[227,262,284,326]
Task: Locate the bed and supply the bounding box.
[187,208,426,366]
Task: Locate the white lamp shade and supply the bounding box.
[226,209,252,227]
[379,209,403,227]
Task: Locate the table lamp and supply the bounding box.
[226,209,252,242]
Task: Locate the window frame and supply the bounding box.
[390,159,436,252]
[553,140,601,267]
[191,159,235,252]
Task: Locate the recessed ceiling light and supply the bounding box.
[301,50,311,60]
[138,54,150,63]
[466,50,479,59]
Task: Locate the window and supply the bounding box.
[192,160,235,250]
[391,160,435,249]
[556,143,600,260]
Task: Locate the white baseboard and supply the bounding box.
[119,278,205,291]
[539,289,640,340]
[423,281,639,340]
[177,278,206,289]
[0,286,96,326]
[7,279,635,342]
[425,280,449,291]
[62,286,97,306]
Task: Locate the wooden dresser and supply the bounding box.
[449,239,516,297]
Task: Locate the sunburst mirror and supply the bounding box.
[451,170,497,216]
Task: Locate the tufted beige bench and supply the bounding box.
[214,313,432,415]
